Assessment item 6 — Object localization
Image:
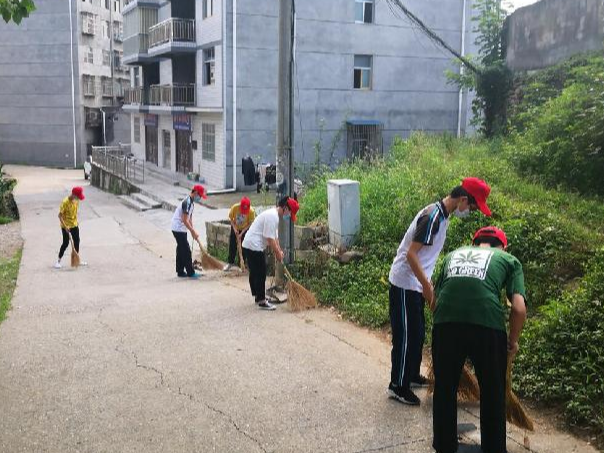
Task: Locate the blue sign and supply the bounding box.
[173,114,192,131]
[144,114,158,127]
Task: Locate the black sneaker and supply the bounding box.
[387,384,420,406]
[411,374,429,388]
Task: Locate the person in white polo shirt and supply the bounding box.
[242,196,300,311]
[387,177,492,406]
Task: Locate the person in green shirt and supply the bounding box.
[431,226,527,453]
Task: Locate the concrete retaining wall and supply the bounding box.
[91,165,139,196]
[505,0,604,71]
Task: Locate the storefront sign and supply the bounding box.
[173,113,192,131]
[144,114,158,127]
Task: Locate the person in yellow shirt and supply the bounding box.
[223,197,256,271]
[54,187,85,269]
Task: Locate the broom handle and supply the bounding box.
[282,265,294,281]
[237,236,246,270]
[60,220,79,255]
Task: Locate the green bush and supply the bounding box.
[298,133,604,325]
[506,55,604,196]
[515,249,604,432]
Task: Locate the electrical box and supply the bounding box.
[327,179,361,251]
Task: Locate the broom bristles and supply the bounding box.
[427,360,480,402]
[286,280,318,312]
[201,251,225,271]
[70,249,80,267]
[506,354,535,431]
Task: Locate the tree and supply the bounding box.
[0,0,35,24]
[447,0,513,137]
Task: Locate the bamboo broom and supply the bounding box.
[61,221,80,268]
[427,359,481,402]
[506,354,535,431]
[237,236,246,272]
[283,265,318,312]
[195,238,225,271]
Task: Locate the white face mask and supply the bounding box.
[453,208,470,218]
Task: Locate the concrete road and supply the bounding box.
[0,166,596,453]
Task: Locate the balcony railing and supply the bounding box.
[149,84,195,106]
[148,18,195,48]
[124,86,146,105]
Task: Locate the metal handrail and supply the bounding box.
[91,145,145,183]
[149,18,195,48]
[124,86,145,104]
[149,83,195,106]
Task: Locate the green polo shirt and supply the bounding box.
[433,246,527,332]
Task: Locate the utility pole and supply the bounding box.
[276,0,295,279]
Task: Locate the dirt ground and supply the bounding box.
[0,221,22,260]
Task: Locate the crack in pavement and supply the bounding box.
[351,436,431,452]
[96,308,267,453]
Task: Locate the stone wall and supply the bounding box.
[505,0,604,71]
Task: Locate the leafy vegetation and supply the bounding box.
[506,55,604,196]
[0,250,21,325]
[0,0,35,24]
[0,163,18,221]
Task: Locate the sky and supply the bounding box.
[506,0,541,12]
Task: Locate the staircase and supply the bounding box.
[119,192,163,212]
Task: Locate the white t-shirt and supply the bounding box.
[388,201,449,292]
[171,196,194,233]
[242,208,279,252]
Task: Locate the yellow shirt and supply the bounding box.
[229,203,256,230]
[59,197,79,229]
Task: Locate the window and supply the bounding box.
[203,47,215,86]
[102,49,111,66]
[105,0,109,9]
[82,75,96,97]
[353,55,372,90]
[133,66,141,87]
[81,12,96,35]
[134,117,141,143]
[101,76,113,97]
[202,0,213,18]
[101,20,109,39]
[162,130,171,168]
[355,0,374,23]
[113,21,123,41]
[84,46,94,64]
[114,0,121,13]
[202,123,215,161]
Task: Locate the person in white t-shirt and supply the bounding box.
[242,196,300,311]
[387,177,492,406]
[171,185,207,279]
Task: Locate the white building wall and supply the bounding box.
[196,0,223,110]
[159,59,173,85]
[192,113,225,188]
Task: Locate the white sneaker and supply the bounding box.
[223,263,233,271]
[54,261,62,269]
[257,300,276,311]
[80,261,88,266]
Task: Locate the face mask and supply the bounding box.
[283,213,291,220]
[193,195,201,203]
[453,208,470,218]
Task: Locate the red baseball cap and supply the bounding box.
[192,185,208,199]
[286,198,299,222]
[461,177,491,217]
[473,226,508,248]
[240,197,251,215]
[71,186,85,200]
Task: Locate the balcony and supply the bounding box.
[123,0,162,15]
[124,86,146,105]
[123,34,152,64]
[148,18,196,57]
[149,84,195,107]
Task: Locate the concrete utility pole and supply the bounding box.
[276,0,295,272]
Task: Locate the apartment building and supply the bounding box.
[123,0,477,189]
[0,0,130,167]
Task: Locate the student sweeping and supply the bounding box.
[223,196,256,271]
[431,226,527,453]
[171,185,207,278]
[387,177,492,406]
[242,196,299,311]
[54,186,86,269]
